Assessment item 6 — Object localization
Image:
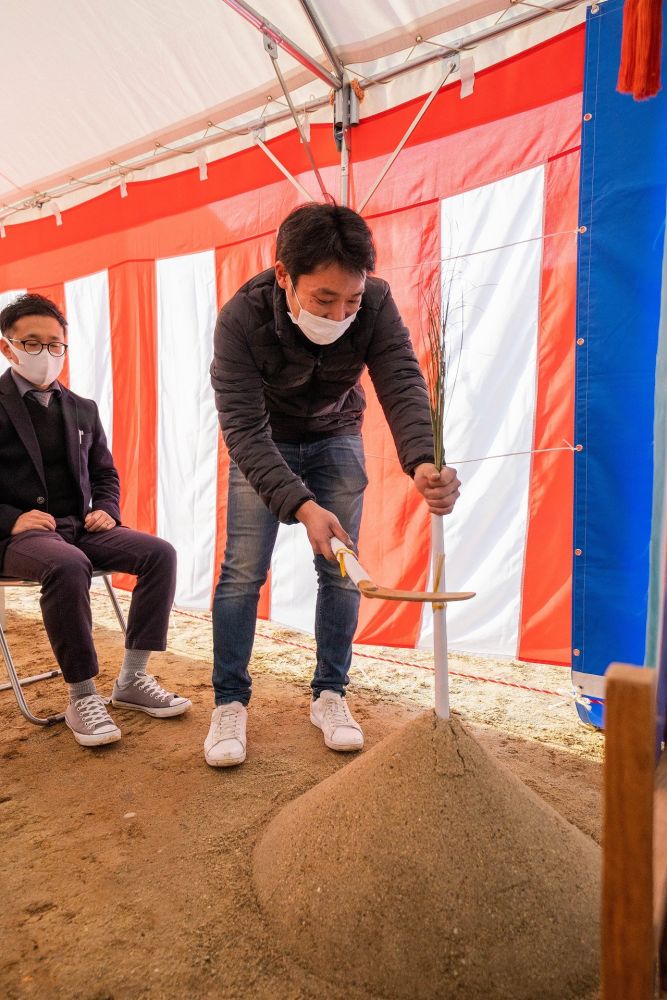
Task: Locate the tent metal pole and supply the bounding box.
[219,0,341,89]
[338,81,352,207]
[264,35,333,203]
[252,133,316,202]
[358,57,458,214]
[297,0,344,82]
[340,119,350,207]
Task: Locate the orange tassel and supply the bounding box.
[617,0,663,99]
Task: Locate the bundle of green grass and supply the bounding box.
[254,712,600,999]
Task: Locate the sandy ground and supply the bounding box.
[0,587,603,999]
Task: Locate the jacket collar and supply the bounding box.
[0,369,81,487]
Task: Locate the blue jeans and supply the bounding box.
[212,436,367,706]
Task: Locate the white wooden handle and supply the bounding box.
[330,537,373,588]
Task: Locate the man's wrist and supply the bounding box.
[294,499,316,523]
[412,460,436,478]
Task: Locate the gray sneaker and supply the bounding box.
[65,694,122,747]
[111,674,191,718]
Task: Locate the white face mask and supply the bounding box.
[287,281,360,346]
[7,343,65,386]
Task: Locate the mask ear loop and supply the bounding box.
[288,278,304,316]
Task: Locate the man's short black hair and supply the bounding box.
[276,203,376,280]
[0,293,67,336]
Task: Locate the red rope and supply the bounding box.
[170,607,576,700]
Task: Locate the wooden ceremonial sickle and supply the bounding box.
[331,538,475,604]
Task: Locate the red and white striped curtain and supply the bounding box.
[0,28,584,665]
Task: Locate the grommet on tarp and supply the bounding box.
[577,338,585,345]
[578,225,587,233]
[573,648,581,656]
[459,55,475,98]
[584,113,593,121]
[575,548,582,556]
[575,444,584,452]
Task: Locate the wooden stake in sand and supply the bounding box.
[431,512,449,719]
[421,269,459,721]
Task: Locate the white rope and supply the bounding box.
[376,227,580,273]
[364,441,577,469]
[449,442,576,466]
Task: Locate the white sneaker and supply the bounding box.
[204,702,247,767]
[310,690,364,752]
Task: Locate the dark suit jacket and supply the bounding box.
[0,369,121,566]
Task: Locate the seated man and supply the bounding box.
[0,293,190,747]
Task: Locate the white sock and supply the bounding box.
[117,649,151,687]
[69,678,97,703]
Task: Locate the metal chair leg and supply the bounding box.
[0,668,61,693]
[0,622,65,726]
[0,572,127,726]
[101,574,128,636]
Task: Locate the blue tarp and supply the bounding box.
[573,0,667,728]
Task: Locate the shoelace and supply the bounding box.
[76,694,114,729]
[214,707,243,741]
[135,674,172,702]
[323,697,355,729]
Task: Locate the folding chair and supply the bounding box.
[0,571,127,726]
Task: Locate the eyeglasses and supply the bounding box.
[8,338,68,358]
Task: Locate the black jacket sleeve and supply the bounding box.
[366,285,435,475]
[0,503,24,539]
[210,306,314,522]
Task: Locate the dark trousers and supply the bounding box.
[2,516,177,683]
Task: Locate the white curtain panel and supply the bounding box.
[65,270,113,448]
[156,250,219,608]
[419,164,545,656]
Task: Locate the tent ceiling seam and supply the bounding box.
[0,0,587,228]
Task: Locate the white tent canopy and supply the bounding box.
[1,0,584,223]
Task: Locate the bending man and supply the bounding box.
[205,205,459,767]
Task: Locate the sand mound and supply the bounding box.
[254,711,600,999]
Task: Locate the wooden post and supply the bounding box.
[655,749,667,993]
[602,663,657,1000]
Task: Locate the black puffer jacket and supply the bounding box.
[210,268,434,522]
